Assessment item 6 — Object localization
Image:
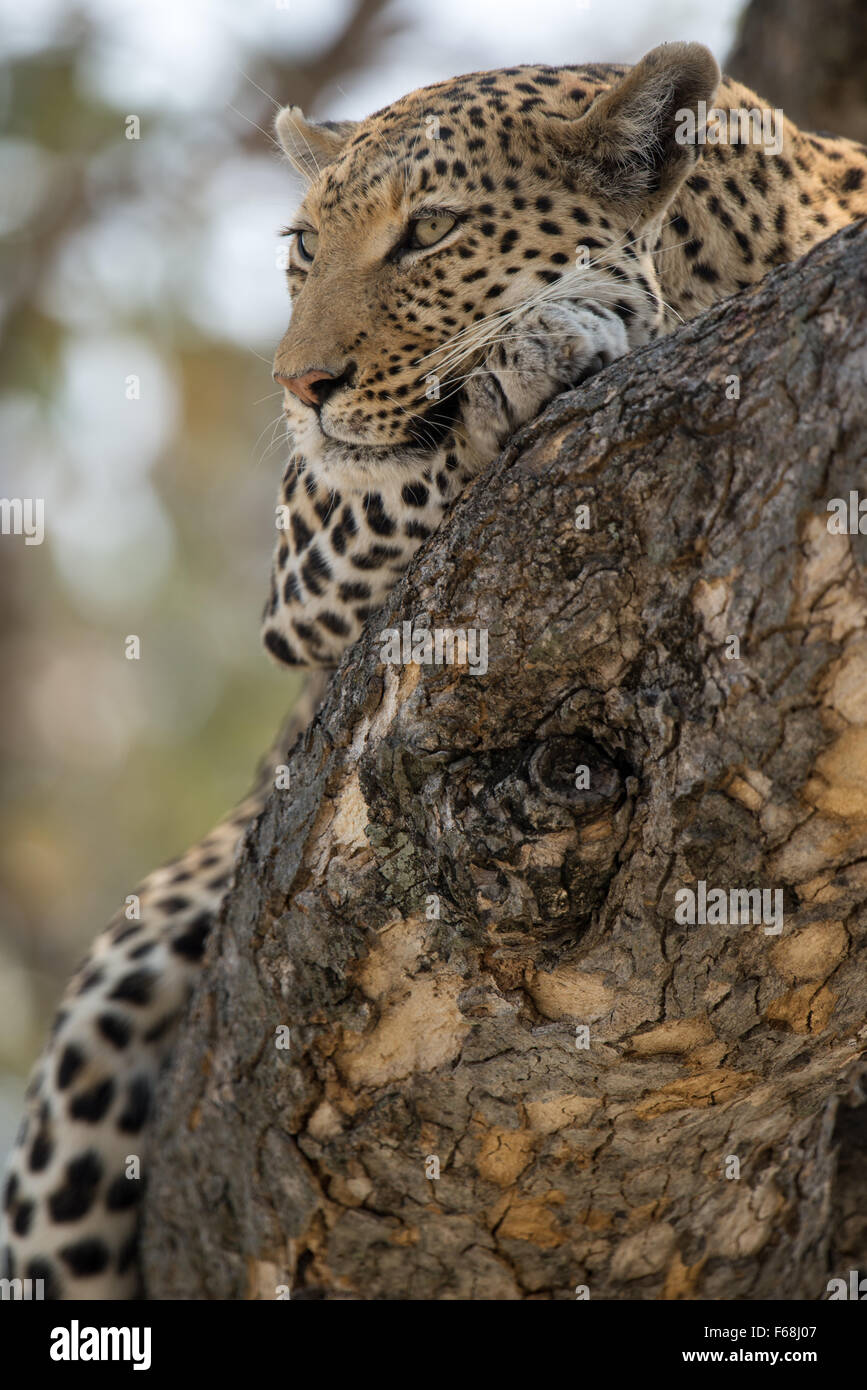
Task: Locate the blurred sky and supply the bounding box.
[0,0,744,1143]
[2,0,744,112]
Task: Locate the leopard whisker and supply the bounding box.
[227,102,285,157]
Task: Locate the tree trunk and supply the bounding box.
[726,0,867,143]
[142,221,867,1301]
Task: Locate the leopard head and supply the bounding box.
[271,41,719,474]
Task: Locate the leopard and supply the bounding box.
[2,41,866,1300]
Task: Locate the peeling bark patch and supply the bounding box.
[355,916,427,1000]
[474,1121,536,1185]
[710,1182,784,1259]
[330,770,373,852]
[770,920,848,982]
[525,1094,601,1134]
[525,967,615,1022]
[610,1223,677,1280]
[805,726,867,818]
[628,1018,715,1056]
[497,1193,568,1248]
[336,974,468,1087]
[635,1069,757,1118]
[765,983,837,1034]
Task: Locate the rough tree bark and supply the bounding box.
[142,221,867,1301]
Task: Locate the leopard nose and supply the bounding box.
[274,368,338,407]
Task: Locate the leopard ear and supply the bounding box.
[550,42,721,216]
[274,105,358,179]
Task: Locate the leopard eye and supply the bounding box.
[409,213,457,249]
[296,229,319,262]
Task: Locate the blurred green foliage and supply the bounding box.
[0,15,312,1076]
